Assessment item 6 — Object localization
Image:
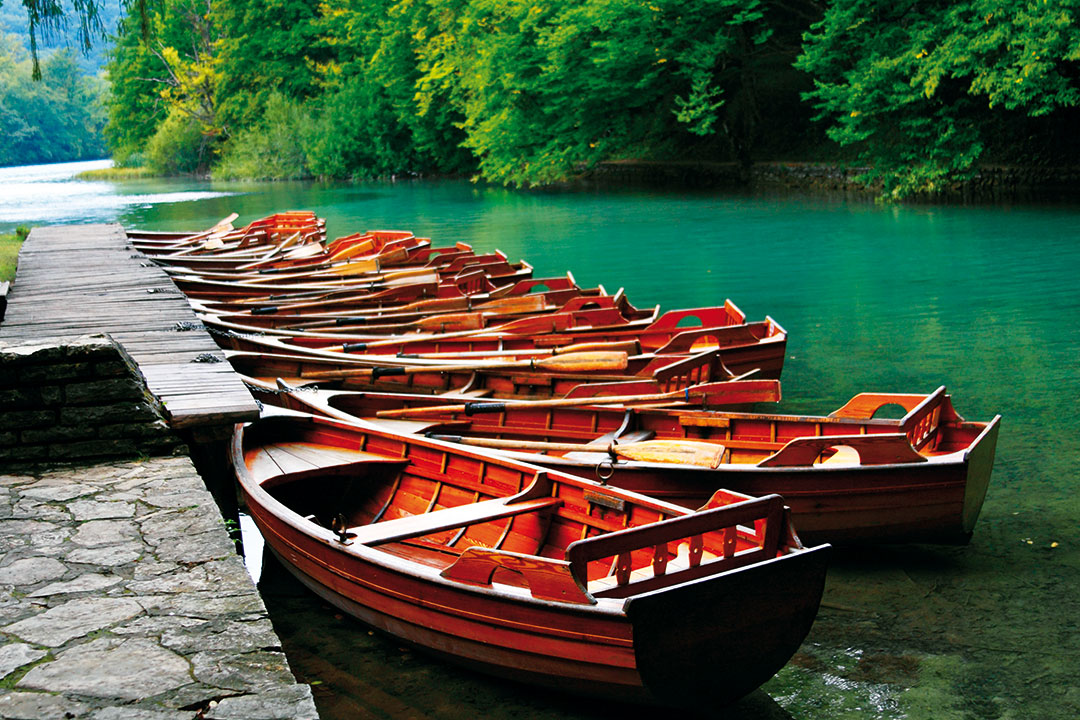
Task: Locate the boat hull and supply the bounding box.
[519,448,996,545]
[234,413,829,708]
[275,388,1002,545]
[250,498,828,707]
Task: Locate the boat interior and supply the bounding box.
[242,415,796,604]
[318,385,991,468]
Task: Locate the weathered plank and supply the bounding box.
[0,224,260,430]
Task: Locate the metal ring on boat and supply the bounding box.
[595,458,615,483]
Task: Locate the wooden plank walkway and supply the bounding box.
[0,224,260,430]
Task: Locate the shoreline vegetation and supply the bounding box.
[0,226,29,282]
[5,2,1078,202]
[73,166,153,181]
[66,158,1080,205]
[92,0,1079,202]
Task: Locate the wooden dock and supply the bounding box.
[0,224,260,430]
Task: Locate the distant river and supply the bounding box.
[3,159,1079,719]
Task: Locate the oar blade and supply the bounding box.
[534,351,628,372]
[614,440,725,468]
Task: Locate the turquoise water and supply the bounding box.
[5,161,1079,718]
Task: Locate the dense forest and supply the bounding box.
[0,1,119,167]
[6,0,1080,197]
[0,32,107,166]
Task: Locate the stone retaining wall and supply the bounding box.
[0,335,187,467]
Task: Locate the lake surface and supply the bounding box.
[4,159,1079,719]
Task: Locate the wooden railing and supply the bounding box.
[566,494,785,600]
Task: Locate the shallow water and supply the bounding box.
[4,160,1079,718]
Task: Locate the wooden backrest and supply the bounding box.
[651,349,725,389]
[565,494,785,599]
[899,386,955,451]
[756,433,928,467]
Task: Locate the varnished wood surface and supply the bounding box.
[233,412,829,707]
[0,224,259,429]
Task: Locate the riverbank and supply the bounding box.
[67,157,1080,206]
[73,166,154,181]
[581,160,1080,201]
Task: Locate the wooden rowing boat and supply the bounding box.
[206,305,787,381]
[269,385,1000,545]
[224,341,749,400]
[233,409,829,707]
[186,273,596,318]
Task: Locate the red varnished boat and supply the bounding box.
[209,305,787,381]
[269,385,1000,545]
[234,410,829,708]
[224,343,753,401]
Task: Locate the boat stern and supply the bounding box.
[961,415,1002,534]
[624,544,829,709]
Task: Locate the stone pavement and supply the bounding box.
[0,456,319,720]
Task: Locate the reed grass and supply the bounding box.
[0,228,29,282]
[75,166,154,181]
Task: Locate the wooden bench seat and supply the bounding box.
[352,495,563,546]
[248,441,408,487]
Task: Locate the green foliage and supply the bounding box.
[0,227,27,282]
[0,33,107,166]
[303,74,412,179]
[0,1,123,75]
[302,0,472,179]
[88,0,1080,194]
[417,0,772,185]
[103,12,161,164]
[11,0,104,78]
[214,92,311,179]
[74,165,153,179]
[105,0,222,171]
[212,0,330,132]
[796,0,1080,198]
[143,106,211,174]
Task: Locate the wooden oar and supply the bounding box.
[299,351,630,380]
[332,309,634,352]
[134,213,238,252]
[373,378,780,417]
[163,258,382,282]
[291,293,552,332]
[427,435,725,468]
[392,339,642,360]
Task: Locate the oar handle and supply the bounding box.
[551,339,641,356]
[464,402,506,415]
[314,350,630,380]
[373,378,780,418]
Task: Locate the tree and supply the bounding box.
[0,33,106,166]
[6,0,109,78]
[796,0,1080,198]
[212,0,329,133]
[416,0,773,186]
[297,0,471,179]
[104,0,220,171]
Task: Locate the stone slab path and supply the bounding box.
[0,456,319,720]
